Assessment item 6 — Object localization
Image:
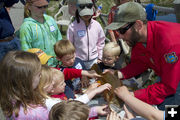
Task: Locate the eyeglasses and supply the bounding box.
[117,22,135,34]
[78,3,93,9]
[34,5,48,9]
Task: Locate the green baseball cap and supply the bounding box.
[77,0,94,16]
[106,2,146,30]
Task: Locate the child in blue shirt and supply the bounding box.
[54,40,90,96]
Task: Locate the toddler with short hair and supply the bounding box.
[98,42,121,72]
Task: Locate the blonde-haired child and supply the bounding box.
[39,65,62,111]
[20,0,62,67]
[98,42,121,72]
[50,68,111,102]
[38,65,111,118]
[0,51,48,119]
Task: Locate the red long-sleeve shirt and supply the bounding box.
[56,68,82,80]
[120,21,180,105]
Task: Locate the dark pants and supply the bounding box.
[157,82,180,110]
[64,80,74,99]
[0,37,21,61]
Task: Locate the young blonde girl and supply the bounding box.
[38,65,112,118]
[38,65,62,111]
[0,51,48,120]
[50,68,112,118]
[20,0,62,67]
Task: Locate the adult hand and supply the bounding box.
[114,86,132,100]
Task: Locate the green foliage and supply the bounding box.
[149,0,174,7]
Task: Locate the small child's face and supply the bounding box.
[102,52,117,67]
[60,53,75,67]
[50,76,66,95]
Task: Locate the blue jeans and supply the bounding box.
[0,37,21,61]
[64,84,75,99]
[157,82,180,110]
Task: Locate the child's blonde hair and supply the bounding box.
[103,42,121,56]
[0,51,44,117]
[51,68,64,84]
[54,40,75,58]
[38,65,53,98]
[49,100,89,120]
[24,2,32,18]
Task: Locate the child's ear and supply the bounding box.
[115,56,119,60]
[56,57,61,61]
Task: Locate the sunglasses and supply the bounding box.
[34,5,48,9]
[78,3,93,9]
[117,22,135,34]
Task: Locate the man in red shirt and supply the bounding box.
[106,2,180,110]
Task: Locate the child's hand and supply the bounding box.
[85,83,111,100]
[103,69,115,75]
[95,83,112,94]
[84,82,100,94]
[103,69,123,79]
[88,82,100,90]
[123,104,135,120]
[81,76,90,88]
[97,59,102,63]
[94,105,109,116]
[106,111,121,120]
[81,70,101,79]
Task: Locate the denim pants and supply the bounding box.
[64,81,75,99]
[157,81,180,110]
[0,37,21,61]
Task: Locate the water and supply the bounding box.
[156,13,177,23]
